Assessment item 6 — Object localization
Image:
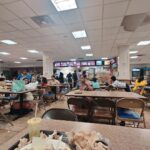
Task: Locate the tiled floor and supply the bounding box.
[0,97,150,146]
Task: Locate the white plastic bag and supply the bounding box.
[25,81,38,90]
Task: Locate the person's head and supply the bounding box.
[74,70,76,73]
[111,76,116,82]
[42,77,47,84]
[23,78,29,84]
[93,77,97,82]
[51,75,55,80]
[138,76,144,82]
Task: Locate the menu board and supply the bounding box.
[96,60,102,66]
[54,62,60,67]
[61,62,67,67]
[81,61,88,66]
[88,61,95,66]
[104,60,110,66]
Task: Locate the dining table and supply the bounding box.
[66,90,146,100]
[1,119,150,150]
[0,89,38,119]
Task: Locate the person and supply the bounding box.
[48,75,60,85]
[67,72,72,89]
[17,72,23,80]
[73,70,78,88]
[111,76,130,92]
[80,77,93,91]
[91,77,100,90]
[25,72,32,82]
[41,77,48,86]
[132,76,147,95]
[59,72,64,84]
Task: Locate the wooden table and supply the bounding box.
[1,119,150,150]
[0,89,37,119]
[66,90,146,99]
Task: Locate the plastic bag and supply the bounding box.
[25,81,38,90]
[11,80,25,92]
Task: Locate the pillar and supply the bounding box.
[118,45,130,80]
[43,54,53,79]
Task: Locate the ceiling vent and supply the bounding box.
[36,59,43,62]
[121,13,150,32]
[31,15,54,27]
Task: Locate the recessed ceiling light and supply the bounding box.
[130,56,138,59]
[81,45,91,50]
[0,52,10,55]
[70,59,76,61]
[1,40,17,45]
[137,41,150,46]
[72,30,87,38]
[20,57,28,60]
[51,0,77,11]
[14,61,21,64]
[86,53,93,57]
[129,51,138,54]
[28,50,39,53]
[101,57,108,60]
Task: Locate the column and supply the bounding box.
[118,45,130,80]
[43,54,53,79]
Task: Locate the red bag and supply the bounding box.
[12,101,35,110]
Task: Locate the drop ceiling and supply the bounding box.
[0,0,149,66]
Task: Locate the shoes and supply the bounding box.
[120,121,125,126]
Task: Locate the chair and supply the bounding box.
[116,98,146,128]
[42,108,78,121]
[67,97,90,121]
[90,99,116,124]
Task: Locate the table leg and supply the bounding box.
[19,93,24,115]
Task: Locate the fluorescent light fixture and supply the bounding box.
[20,57,28,60]
[70,59,76,61]
[130,56,138,59]
[51,0,77,11]
[101,57,108,60]
[72,30,87,38]
[28,50,39,53]
[86,53,93,57]
[1,40,17,45]
[81,45,91,50]
[0,52,10,55]
[137,41,150,46]
[129,51,138,54]
[14,61,21,64]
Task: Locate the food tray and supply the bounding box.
[8,130,75,150]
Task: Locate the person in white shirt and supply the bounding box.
[111,76,130,92]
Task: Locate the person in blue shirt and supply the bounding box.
[91,77,100,90]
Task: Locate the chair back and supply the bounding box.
[67,97,90,109]
[116,98,145,109]
[42,108,78,121]
[91,99,116,109]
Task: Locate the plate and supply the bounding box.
[20,138,71,150]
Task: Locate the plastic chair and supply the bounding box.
[116,98,146,128]
[67,97,90,120]
[90,99,116,124]
[42,108,78,121]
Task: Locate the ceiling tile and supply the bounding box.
[104,0,127,4]
[23,18,40,29]
[24,0,57,15]
[37,27,55,35]
[9,31,28,38]
[104,1,129,18]
[66,23,84,31]
[22,29,42,37]
[103,27,119,35]
[5,1,36,18]
[8,19,31,30]
[0,22,16,32]
[80,5,102,21]
[0,0,20,4]
[103,17,123,28]
[59,9,82,24]
[84,20,102,30]
[88,29,101,42]
[0,5,18,21]
[127,0,150,15]
[52,25,68,34]
[77,0,103,8]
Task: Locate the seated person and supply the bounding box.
[111,76,130,92]
[48,75,60,85]
[132,76,147,95]
[41,77,48,86]
[80,77,93,91]
[91,77,100,89]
